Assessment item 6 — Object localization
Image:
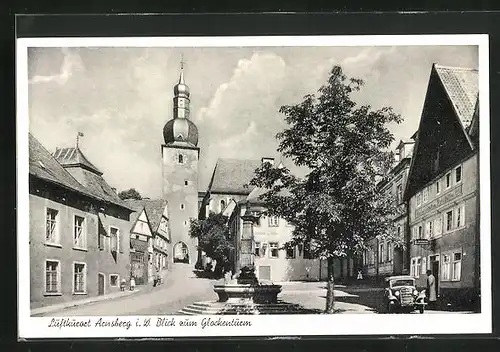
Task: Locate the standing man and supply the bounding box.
[426,270,437,309]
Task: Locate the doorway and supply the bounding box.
[98,273,105,295]
[173,242,190,263]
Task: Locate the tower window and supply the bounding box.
[180,204,185,210]
[184,180,189,186]
[178,154,184,164]
[220,199,226,213]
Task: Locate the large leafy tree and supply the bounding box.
[250,66,402,313]
[189,212,234,277]
[117,188,142,200]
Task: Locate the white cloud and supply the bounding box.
[29,48,83,85]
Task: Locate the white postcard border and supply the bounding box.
[17,34,491,338]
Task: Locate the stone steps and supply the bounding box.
[178,301,307,315]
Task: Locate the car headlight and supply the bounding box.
[394,291,400,296]
[413,290,418,296]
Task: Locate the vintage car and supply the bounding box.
[384,275,426,314]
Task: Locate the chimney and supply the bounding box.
[261,157,275,166]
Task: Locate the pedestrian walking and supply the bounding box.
[130,276,136,291]
[426,270,437,309]
[120,278,126,291]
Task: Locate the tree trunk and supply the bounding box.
[325,257,336,313]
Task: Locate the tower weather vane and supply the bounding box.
[76,132,84,148]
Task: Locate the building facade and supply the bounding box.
[363,139,414,279]
[404,64,479,308]
[199,157,266,220]
[229,187,328,283]
[126,204,154,285]
[30,134,133,309]
[161,65,199,265]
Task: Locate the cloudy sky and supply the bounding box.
[27,45,478,198]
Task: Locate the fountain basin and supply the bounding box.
[213,284,282,304]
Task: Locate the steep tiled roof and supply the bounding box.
[434,64,479,129]
[53,146,132,211]
[53,147,102,175]
[208,158,262,194]
[123,201,145,227]
[124,199,167,233]
[29,133,97,199]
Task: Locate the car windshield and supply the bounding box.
[391,279,414,287]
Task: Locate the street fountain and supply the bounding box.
[179,205,305,315]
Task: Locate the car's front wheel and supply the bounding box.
[387,303,393,314]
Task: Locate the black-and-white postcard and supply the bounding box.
[17,34,491,338]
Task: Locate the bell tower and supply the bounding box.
[161,57,199,265]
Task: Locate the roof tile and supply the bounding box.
[209,158,262,194]
[434,65,479,129]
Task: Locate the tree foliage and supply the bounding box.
[250,66,403,312]
[117,188,142,200]
[189,212,234,277]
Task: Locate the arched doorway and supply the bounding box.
[173,241,189,263]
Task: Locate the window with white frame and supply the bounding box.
[421,257,427,275]
[410,257,421,278]
[255,242,261,257]
[110,226,119,253]
[455,165,462,184]
[379,243,384,263]
[73,262,87,294]
[387,242,392,262]
[442,254,451,281]
[45,208,60,244]
[73,215,86,249]
[269,242,279,258]
[110,274,119,287]
[45,260,61,294]
[416,192,422,207]
[415,257,421,278]
[446,172,452,189]
[445,210,453,232]
[436,180,440,195]
[423,187,429,203]
[452,252,462,281]
[286,246,296,259]
[261,242,268,257]
[268,216,279,227]
[426,220,433,238]
[434,216,443,236]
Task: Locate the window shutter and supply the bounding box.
[119,228,125,253]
